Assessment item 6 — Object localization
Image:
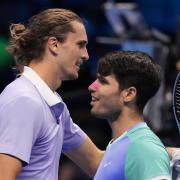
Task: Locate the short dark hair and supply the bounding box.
[97,50,162,113]
[7,8,83,66]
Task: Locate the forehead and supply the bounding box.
[65,21,88,42]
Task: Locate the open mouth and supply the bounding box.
[75,62,82,71]
[75,61,83,67]
[75,65,80,71]
[90,96,99,105]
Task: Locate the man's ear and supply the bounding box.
[47,37,59,55]
[123,87,137,103]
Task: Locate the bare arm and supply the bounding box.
[0,154,22,180]
[65,137,104,177]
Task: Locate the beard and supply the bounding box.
[91,107,121,123]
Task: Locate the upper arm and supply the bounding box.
[0,96,43,164]
[0,153,22,180]
[65,137,104,177]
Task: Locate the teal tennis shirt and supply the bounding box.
[94,122,171,180]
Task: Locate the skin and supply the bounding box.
[0,154,21,180]
[0,20,103,180]
[88,74,143,140]
[65,137,104,177]
[166,147,180,158]
[29,21,89,91]
[0,20,176,179]
[88,74,180,158]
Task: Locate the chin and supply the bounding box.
[71,76,78,80]
[73,75,79,79]
[91,109,104,119]
[70,71,79,79]
[65,73,79,80]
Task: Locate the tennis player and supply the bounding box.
[0,8,103,180]
[89,51,171,180]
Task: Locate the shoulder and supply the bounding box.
[0,76,43,107]
[0,77,45,124]
[127,125,167,153]
[126,127,169,162]
[127,139,168,161]
[125,132,170,180]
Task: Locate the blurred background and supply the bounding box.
[1,0,180,179]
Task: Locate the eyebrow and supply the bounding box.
[78,40,88,45]
[97,74,105,80]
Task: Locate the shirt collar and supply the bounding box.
[22,66,62,106]
[107,122,147,148]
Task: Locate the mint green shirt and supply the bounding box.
[94,123,171,180]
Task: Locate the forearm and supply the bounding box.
[65,137,104,177]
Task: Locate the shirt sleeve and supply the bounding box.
[61,104,87,152]
[0,95,43,164]
[125,140,171,180]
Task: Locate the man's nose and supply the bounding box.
[82,48,89,61]
[88,80,99,91]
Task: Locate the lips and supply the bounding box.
[90,95,99,106]
[75,61,83,71]
[92,96,98,101]
[75,61,83,67]
[75,65,80,71]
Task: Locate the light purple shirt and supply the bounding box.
[0,66,87,180]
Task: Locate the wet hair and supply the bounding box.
[97,50,162,113]
[7,8,83,66]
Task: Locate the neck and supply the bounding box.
[109,108,144,140]
[29,59,62,91]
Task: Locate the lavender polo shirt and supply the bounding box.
[0,66,87,180]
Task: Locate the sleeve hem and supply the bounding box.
[0,144,29,165]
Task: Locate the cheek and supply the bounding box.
[69,47,79,56]
[101,94,121,109]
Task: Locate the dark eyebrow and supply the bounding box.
[97,74,106,81]
[78,40,88,45]
[97,74,101,79]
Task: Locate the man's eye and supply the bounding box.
[78,43,85,48]
[77,41,87,48]
[98,78,107,84]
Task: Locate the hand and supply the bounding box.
[166,147,180,159]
